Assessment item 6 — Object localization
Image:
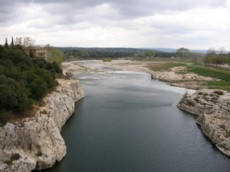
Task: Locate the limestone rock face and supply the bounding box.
[177,89,230,156]
[0,79,84,172]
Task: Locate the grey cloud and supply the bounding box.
[34,0,227,9]
[33,0,228,16]
[0,0,30,10]
[0,0,30,24]
[23,0,227,29]
[110,0,228,18]
[1,0,229,49]
[0,0,227,26]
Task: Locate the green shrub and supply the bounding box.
[36,148,43,157]
[0,110,13,124]
[102,58,112,62]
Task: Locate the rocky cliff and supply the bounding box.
[0,79,84,172]
[177,89,230,156]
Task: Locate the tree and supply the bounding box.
[0,76,31,111]
[4,38,9,48]
[176,47,190,58]
[203,49,217,65]
[79,50,89,57]
[227,54,230,68]
[0,84,18,110]
[29,77,48,100]
[0,45,8,58]
[218,47,226,55]
[47,47,66,64]
[10,37,14,48]
[146,50,155,60]
[29,48,34,58]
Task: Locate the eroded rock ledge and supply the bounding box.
[177,89,230,156]
[0,79,84,172]
[150,67,219,89]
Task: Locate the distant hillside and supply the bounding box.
[58,47,207,59]
[152,48,207,54]
[191,49,208,54]
[57,47,178,59]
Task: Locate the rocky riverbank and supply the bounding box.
[0,79,84,172]
[177,89,230,156]
[151,65,230,156]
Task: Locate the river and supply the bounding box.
[45,61,230,172]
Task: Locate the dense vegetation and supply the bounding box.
[0,44,62,122]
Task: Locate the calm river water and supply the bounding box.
[46,61,230,172]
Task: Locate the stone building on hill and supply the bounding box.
[15,36,49,60]
[24,46,49,61]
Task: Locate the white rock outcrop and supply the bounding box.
[0,79,84,172]
[151,67,217,82]
[177,89,230,156]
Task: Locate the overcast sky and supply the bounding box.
[0,0,230,50]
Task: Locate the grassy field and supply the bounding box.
[187,65,230,82]
[148,62,188,71]
[187,65,230,91]
[148,62,230,91]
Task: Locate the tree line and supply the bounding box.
[60,47,230,65]
[204,48,230,66]
[0,41,62,122]
[60,47,177,60]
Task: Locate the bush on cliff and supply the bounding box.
[0,45,62,122]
